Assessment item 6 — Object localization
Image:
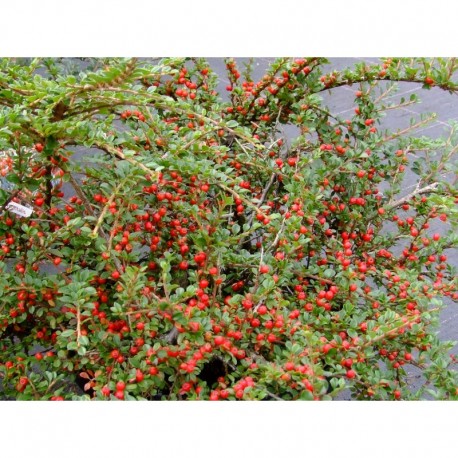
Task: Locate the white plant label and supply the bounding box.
[6,201,33,217]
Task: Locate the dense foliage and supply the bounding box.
[0,57,457,400]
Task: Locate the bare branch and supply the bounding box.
[387,182,440,209]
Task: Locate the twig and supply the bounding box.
[253,299,264,313]
[68,172,123,272]
[317,74,458,95]
[216,182,266,217]
[387,182,439,209]
[301,274,334,286]
[76,305,82,348]
[93,140,161,179]
[359,308,440,350]
[377,99,418,113]
[164,327,179,345]
[91,179,126,237]
[67,172,96,217]
[265,390,283,401]
[379,115,436,144]
[268,215,287,251]
[247,172,277,227]
[251,245,265,296]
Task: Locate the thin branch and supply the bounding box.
[301,274,334,286]
[68,172,125,273]
[359,308,440,349]
[387,182,440,209]
[268,215,287,251]
[91,178,127,237]
[76,305,82,348]
[318,75,458,95]
[377,99,418,113]
[216,182,267,217]
[265,390,283,401]
[251,244,265,296]
[93,140,160,178]
[164,327,179,345]
[379,115,437,144]
[246,172,276,227]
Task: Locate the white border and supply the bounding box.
[0,0,456,56]
[0,402,457,457]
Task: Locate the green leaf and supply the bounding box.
[67,341,78,351]
[225,120,239,128]
[299,390,314,400]
[78,336,89,346]
[323,269,335,278]
[60,329,75,338]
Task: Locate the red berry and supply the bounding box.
[115,390,125,400]
[135,369,144,383]
[285,362,295,371]
[101,385,110,397]
[259,265,270,274]
[267,334,277,343]
[214,336,225,345]
[149,366,158,376]
[110,349,120,359]
[346,369,356,379]
[250,318,260,327]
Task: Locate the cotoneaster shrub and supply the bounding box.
[0,57,457,400]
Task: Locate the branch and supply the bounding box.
[91,176,130,238]
[216,182,267,218]
[268,215,287,251]
[359,308,440,349]
[164,327,179,345]
[387,182,439,210]
[318,75,458,95]
[301,274,334,286]
[379,114,437,144]
[265,390,283,401]
[67,172,123,273]
[246,172,277,227]
[76,305,82,348]
[93,141,160,178]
